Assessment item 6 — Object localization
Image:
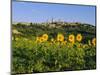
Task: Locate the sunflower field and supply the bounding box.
[12,22,96,74]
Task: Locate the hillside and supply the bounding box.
[12,22,96,43]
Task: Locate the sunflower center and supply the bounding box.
[70,37,73,40]
[78,36,80,39]
[44,36,46,38]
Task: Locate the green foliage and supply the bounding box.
[12,22,96,74]
[12,39,96,74]
[84,46,96,69]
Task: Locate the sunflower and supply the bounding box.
[40,37,44,43]
[76,34,82,42]
[57,33,64,42]
[92,38,96,46]
[68,34,75,43]
[36,37,41,42]
[36,37,40,42]
[42,34,48,41]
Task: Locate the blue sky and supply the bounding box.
[12,1,96,25]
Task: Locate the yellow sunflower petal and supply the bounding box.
[76,34,82,42]
[68,34,75,43]
[92,38,96,46]
[57,33,64,42]
[42,34,48,41]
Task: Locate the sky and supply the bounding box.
[12,1,96,25]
